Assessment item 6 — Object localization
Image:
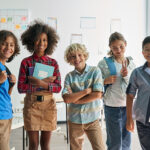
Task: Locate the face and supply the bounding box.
[0,36,15,61]
[142,43,150,64]
[34,33,48,56]
[69,51,86,73]
[110,40,126,58]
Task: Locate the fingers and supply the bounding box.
[122,59,127,69]
[67,87,72,94]
[9,74,16,83]
[126,121,134,132]
[109,75,117,83]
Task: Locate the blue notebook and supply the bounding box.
[33,63,54,79]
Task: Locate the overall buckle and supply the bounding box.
[36,95,44,102]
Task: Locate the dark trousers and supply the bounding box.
[136,121,150,150]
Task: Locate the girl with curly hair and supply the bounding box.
[0,30,20,150]
[18,20,61,150]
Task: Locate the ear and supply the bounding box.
[125,42,127,47]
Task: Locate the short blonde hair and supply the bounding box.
[64,43,89,64]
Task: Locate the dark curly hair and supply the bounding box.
[21,20,59,55]
[0,30,20,62]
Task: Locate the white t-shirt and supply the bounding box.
[104,61,126,107]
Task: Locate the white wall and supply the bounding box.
[0,0,146,108]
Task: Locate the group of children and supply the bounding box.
[0,19,149,150]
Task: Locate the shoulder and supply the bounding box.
[126,56,136,69]
[65,70,75,78]
[98,58,107,66]
[20,55,33,66]
[130,66,142,77]
[88,66,102,75]
[21,55,33,63]
[98,56,114,67]
[45,56,59,65]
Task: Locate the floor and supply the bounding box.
[10,121,141,150]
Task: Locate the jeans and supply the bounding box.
[136,121,150,150]
[104,105,131,150]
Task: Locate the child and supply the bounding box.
[126,36,150,150]
[0,30,20,150]
[17,20,61,150]
[98,32,135,150]
[62,43,105,150]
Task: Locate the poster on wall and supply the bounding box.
[70,34,82,44]
[80,17,96,29]
[110,18,121,33]
[0,9,29,36]
[46,17,57,31]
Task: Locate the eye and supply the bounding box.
[2,42,6,46]
[10,44,15,47]
[43,38,47,42]
[112,47,118,51]
[120,45,124,49]
[71,55,76,59]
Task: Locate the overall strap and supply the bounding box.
[104,57,117,75]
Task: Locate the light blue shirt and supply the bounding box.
[0,62,12,120]
[62,65,103,124]
[126,62,150,124]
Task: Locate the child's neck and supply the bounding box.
[35,52,44,57]
[115,56,125,63]
[76,64,86,74]
[147,62,150,67]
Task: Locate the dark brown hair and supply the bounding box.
[21,20,59,55]
[0,30,20,62]
[142,36,150,49]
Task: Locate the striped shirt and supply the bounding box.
[62,65,103,124]
[18,53,61,93]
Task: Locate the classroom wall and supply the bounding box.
[0,0,146,109]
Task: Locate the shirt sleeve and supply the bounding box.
[62,74,71,95]
[48,60,61,93]
[126,69,138,96]
[17,60,36,93]
[92,67,104,92]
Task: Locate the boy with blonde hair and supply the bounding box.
[62,43,105,150]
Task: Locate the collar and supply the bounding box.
[74,64,89,75]
[32,53,47,61]
[142,62,149,70]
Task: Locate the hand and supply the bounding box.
[85,88,92,95]
[126,118,134,132]
[0,71,7,84]
[42,76,56,83]
[28,76,41,86]
[9,74,16,84]
[121,60,128,77]
[104,75,117,84]
[67,87,72,94]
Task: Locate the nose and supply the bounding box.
[75,55,80,61]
